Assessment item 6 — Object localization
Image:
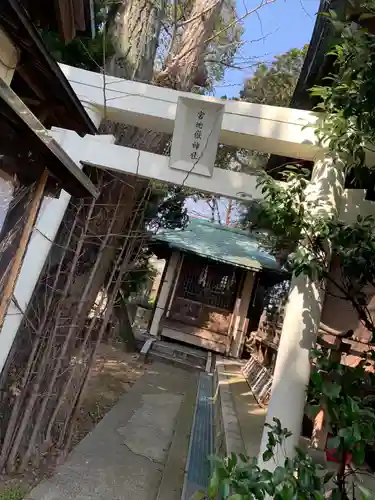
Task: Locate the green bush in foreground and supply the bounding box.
[192,419,374,499]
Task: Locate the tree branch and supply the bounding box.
[205,58,262,70]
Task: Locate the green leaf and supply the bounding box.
[327,436,340,450]
[189,491,206,500]
[273,466,285,486]
[219,478,230,498]
[272,417,282,432]
[359,13,375,20]
[322,381,341,399]
[338,427,354,446]
[358,484,374,500]
[264,480,275,496]
[323,471,336,484]
[313,493,324,500]
[261,469,274,481]
[268,431,276,446]
[208,469,219,497]
[310,371,323,387]
[262,449,273,462]
[277,482,295,500]
[228,452,237,469]
[228,495,245,500]
[354,421,363,441]
[352,443,366,465]
[361,422,374,440]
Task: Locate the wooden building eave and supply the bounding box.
[17,0,95,42]
[0,79,98,198]
[0,0,97,136]
[0,0,99,198]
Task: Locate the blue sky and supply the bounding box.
[215,0,320,98]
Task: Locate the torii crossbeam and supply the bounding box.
[56,63,322,203]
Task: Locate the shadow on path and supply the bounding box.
[26,363,198,500]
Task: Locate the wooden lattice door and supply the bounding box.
[167,255,241,350]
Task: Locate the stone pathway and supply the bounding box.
[26,363,197,500]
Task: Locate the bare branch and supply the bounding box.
[205,58,262,70]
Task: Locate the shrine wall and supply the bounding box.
[321,257,375,343]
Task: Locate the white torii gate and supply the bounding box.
[57,63,322,194]
[2,62,375,469]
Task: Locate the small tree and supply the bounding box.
[240,46,308,107]
[193,419,345,499]
[193,169,375,498]
[197,2,375,498]
[194,173,375,496]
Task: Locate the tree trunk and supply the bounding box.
[59,0,222,332]
[156,0,223,90]
[107,0,164,81]
[54,0,169,340]
[114,298,136,352]
[55,0,223,355]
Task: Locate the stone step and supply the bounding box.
[148,351,205,372]
[154,339,207,358]
[151,340,207,369]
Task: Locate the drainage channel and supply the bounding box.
[181,372,214,500]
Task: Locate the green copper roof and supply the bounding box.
[153,218,282,272]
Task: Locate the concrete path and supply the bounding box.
[27,362,198,500]
[224,362,266,458]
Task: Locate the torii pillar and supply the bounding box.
[258,155,345,469]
